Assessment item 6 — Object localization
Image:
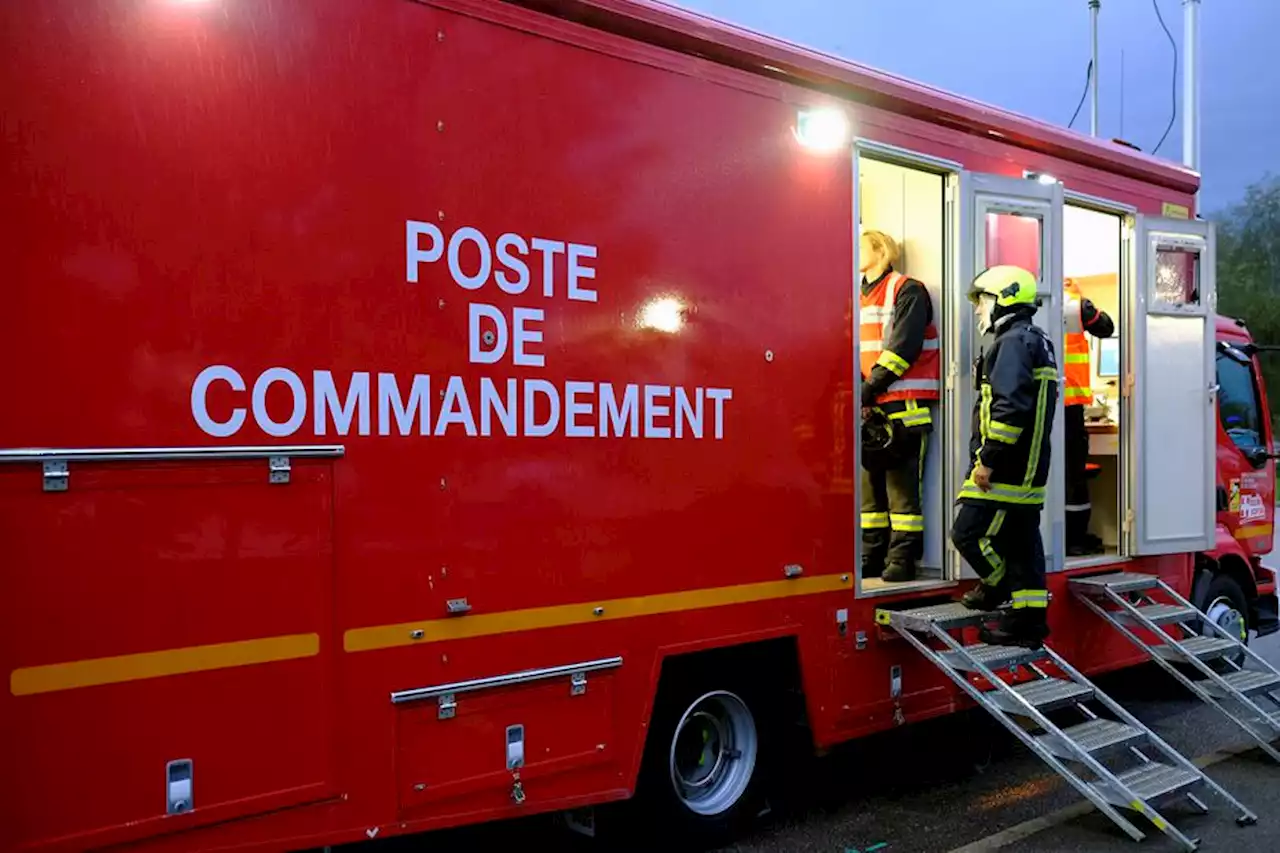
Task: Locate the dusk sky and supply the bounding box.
[677,0,1278,214]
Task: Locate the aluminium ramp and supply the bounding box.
[1071,571,1280,763]
[876,601,1256,852]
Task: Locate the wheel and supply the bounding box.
[637,680,773,845]
[1195,572,1250,671]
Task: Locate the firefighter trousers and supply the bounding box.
[1064,404,1092,545]
[860,429,927,573]
[951,501,1047,609]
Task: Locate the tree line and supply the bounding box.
[1216,174,1280,420]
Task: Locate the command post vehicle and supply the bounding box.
[3,0,1279,850]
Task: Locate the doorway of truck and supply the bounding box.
[1063,200,1125,563]
[853,142,957,596]
[957,173,1066,578]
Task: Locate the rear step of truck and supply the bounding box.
[877,601,1256,851]
[1071,572,1280,763]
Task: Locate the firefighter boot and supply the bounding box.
[961,583,1010,611]
[881,561,917,583]
[980,609,1050,649]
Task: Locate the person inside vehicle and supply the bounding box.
[1062,277,1115,555]
[858,229,939,583]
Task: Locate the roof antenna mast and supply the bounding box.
[1089,0,1101,137]
[1182,0,1201,210]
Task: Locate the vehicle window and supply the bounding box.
[1216,352,1263,450]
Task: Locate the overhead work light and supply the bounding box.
[794,107,851,153]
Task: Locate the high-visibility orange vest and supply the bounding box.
[859,272,940,403]
[1063,279,1092,407]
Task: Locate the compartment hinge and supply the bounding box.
[42,460,69,492]
[437,692,456,720]
[268,456,291,485]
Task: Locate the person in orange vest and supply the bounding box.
[859,229,940,582]
[1063,278,1115,555]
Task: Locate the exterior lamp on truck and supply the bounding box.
[793,106,851,153]
[1023,171,1060,186]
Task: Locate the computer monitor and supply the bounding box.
[1095,336,1120,378]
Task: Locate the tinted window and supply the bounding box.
[1217,353,1263,450]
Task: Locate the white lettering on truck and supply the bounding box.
[193,370,732,441]
[190,219,734,441]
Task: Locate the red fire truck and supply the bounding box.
[3,1,1279,851]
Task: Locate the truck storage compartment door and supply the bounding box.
[0,447,341,851]
[1126,217,1217,555]
[392,657,622,820]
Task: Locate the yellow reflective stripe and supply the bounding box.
[345,574,853,652]
[979,541,1005,584]
[1011,589,1050,609]
[987,509,1007,537]
[1032,367,1058,381]
[889,513,925,532]
[1064,385,1091,400]
[862,512,890,529]
[978,509,1007,586]
[1064,353,1090,364]
[987,420,1021,444]
[876,350,910,376]
[959,481,1046,504]
[980,383,993,441]
[1022,372,1051,488]
[888,409,932,427]
[10,633,320,696]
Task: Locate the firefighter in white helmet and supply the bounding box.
[953,265,1058,648]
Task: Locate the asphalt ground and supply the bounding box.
[358,632,1280,853]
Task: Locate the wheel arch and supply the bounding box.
[1194,550,1258,626]
[626,636,810,795]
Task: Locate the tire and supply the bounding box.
[636,676,774,847]
[1194,572,1250,672]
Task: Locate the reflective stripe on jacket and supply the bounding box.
[859,272,940,404]
[1063,280,1091,407]
[960,315,1059,508]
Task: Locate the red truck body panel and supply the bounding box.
[1211,318,1276,563]
[0,1,1223,850]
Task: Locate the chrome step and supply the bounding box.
[876,601,996,632]
[1205,669,1280,699]
[990,677,1093,714]
[885,576,1259,850]
[1153,635,1238,663]
[1070,572,1162,594]
[1071,568,1280,767]
[1103,763,1202,807]
[940,643,1048,673]
[1040,719,1146,759]
[1116,604,1197,626]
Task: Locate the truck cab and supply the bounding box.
[1202,315,1280,640]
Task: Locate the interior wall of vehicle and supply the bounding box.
[858,157,947,579]
[1064,204,1124,558]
